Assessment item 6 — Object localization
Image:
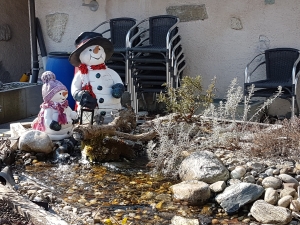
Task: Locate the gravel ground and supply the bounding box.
[0,199,34,225]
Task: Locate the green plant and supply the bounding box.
[157,76,216,122]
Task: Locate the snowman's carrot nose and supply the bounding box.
[93,46,100,54]
[63,91,68,97]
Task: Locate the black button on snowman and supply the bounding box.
[69,32,125,124]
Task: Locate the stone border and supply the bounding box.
[0,185,68,225]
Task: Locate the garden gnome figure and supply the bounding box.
[69,31,125,124]
[32,71,79,141]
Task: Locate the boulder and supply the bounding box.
[262,176,282,189]
[230,166,246,179]
[215,183,264,213]
[18,130,53,154]
[250,200,292,224]
[209,181,226,193]
[178,150,229,183]
[171,215,199,225]
[278,174,299,186]
[264,187,278,205]
[170,180,210,205]
[277,195,293,208]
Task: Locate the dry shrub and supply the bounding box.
[157,75,216,122]
[147,116,199,179]
[251,117,300,157]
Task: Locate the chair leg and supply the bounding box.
[295,98,299,116]
[166,61,170,87]
[140,93,147,109]
[292,96,295,118]
[133,86,138,114]
[135,91,139,115]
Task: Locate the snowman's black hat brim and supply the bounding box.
[69,32,114,67]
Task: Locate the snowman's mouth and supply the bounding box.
[90,55,103,60]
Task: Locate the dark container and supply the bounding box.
[46,52,75,109]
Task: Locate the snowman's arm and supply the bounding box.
[71,71,83,99]
[107,68,123,84]
[44,108,55,127]
[65,107,79,120]
[44,108,62,131]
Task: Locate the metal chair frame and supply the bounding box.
[244,48,300,117]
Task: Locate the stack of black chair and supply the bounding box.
[126,15,186,113]
[92,17,137,85]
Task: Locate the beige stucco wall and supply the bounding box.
[0,0,31,82]
[35,0,300,116]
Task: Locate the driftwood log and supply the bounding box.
[72,107,157,162]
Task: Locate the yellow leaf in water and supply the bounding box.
[104,218,112,225]
[122,217,128,224]
[155,201,164,209]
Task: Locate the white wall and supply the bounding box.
[35,0,300,116]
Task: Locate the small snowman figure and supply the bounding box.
[69,32,125,124]
[32,71,79,141]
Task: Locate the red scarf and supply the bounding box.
[78,63,106,74]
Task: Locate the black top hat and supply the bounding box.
[69,32,114,67]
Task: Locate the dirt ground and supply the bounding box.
[0,199,34,225]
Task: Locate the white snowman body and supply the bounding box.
[71,44,123,120]
[40,90,78,140]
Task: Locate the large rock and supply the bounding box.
[171,215,199,225]
[209,181,226,193]
[178,150,229,184]
[18,130,53,154]
[170,180,210,205]
[262,176,282,189]
[278,174,299,186]
[230,166,246,179]
[215,183,264,213]
[250,200,292,224]
[277,195,293,208]
[264,187,278,205]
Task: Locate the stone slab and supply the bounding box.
[166,4,208,22]
[0,184,69,225]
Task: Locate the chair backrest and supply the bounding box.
[265,48,300,83]
[110,17,137,48]
[148,15,178,47]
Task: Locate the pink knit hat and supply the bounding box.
[41,71,68,103]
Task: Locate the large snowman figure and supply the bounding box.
[69,32,125,124]
[32,71,79,141]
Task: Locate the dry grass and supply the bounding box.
[251,117,300,158]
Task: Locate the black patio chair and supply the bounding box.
[91,17,137,84]
[244,48,300,117]
[126,15,185,113]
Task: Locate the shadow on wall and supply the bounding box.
[0,61,11,83]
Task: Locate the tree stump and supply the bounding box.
[73,107,157,162]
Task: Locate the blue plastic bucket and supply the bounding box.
[46,52,75,110]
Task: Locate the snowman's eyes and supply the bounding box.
[59,93,61,95]
[89,49,92,51]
